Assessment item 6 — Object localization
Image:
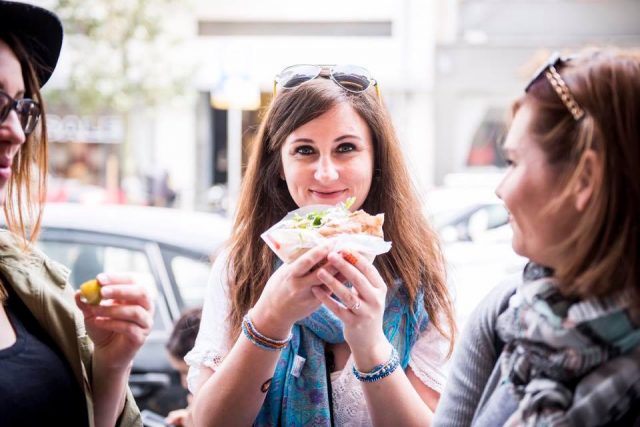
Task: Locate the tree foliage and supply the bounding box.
[46,0,194,114]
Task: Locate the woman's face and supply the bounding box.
[0,40,27,202]
[495,104,578,269]
[280,102,374,211]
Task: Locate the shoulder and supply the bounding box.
[460,274,519,347]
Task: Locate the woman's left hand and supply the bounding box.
[312,250,389,353]
[75,272,154,371]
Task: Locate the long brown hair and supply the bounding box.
[226,79,456,352]
[0,34,49,303]
[517,47,640,308]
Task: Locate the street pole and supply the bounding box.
[227,108,242,218]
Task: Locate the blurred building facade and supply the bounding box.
[41,0,640,212]
[434,0,640,183]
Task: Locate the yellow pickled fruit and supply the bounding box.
[79,279,102,305]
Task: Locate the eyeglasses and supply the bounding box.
[0,90,41,135]
[525,52,585,121]
[273,64,380,98]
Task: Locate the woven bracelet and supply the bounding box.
[242,313,292,351]
[352,347,400,383]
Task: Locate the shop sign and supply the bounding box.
[48,114,124,144]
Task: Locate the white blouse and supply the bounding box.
[185,250,450,426]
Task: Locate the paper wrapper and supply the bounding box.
[261,204,392,264]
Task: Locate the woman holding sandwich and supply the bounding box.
[187,65,456,425]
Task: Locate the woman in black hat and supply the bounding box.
[0,2,152,426]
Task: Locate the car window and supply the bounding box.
[170,255,211,309]
[37,241,166,331]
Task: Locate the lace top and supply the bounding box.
[185,251,450,426]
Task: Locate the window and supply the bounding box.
[168,254,211,309]
[37,240,165,331]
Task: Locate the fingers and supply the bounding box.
[326,251,382,301]
[89,318,149,345]
[316,268,360,312]
[80,300,153,331]
[311,286,349,319]
[96,272,136,285]
[289,243,333,277]
[99,284,153,312]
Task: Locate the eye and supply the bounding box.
[336,143,356,153]
[294,145,315,155]
[504,158,515,167]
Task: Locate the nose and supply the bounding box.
[314,156,339,182]
[0,110,27,146]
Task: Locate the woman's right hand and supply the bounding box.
[250,242,334,338]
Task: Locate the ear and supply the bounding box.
[573,149,601,212]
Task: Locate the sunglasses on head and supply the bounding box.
[273,64,380,98]
[525,52,585,121]
[0,90,41,135]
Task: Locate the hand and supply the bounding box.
[75,272,154,371]
[165,408,192,427]
[312,250,391,360]
[251,243,336,338]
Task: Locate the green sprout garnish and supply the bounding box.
[289,197,356,229]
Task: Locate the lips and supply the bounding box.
[0,156,13,181]
[310,189,346,198]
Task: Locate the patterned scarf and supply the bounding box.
[254,280,429,426]
[495,264,640,427]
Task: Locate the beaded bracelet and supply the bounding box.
[352,347,400,382]
[241,313,292,351]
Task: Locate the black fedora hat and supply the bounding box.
[0,0,63,88]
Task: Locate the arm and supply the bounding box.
[75,273,153,427]
[313,250,436,426]
[432,279,517,427]
[190,243,335,427]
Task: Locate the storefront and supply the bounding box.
[46,113,125,204]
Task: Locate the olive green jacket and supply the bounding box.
[0,231,141,427]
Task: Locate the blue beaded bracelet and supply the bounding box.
[352,347,400,382]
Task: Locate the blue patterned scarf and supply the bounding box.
[254,280,429,426]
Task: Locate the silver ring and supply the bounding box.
[350,300,361,311]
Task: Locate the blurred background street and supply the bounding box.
[20,0,640,415]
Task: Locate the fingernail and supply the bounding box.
[341,251,358,265]
[96,273,108,284]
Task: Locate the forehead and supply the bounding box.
[287,102,369,138]
[503,104,535,151]
[0,39,24,94]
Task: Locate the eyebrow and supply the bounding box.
[0,81,25,98]
[335,134,362,142]
[289,134,362,144]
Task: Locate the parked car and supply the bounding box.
[425,183,526,328]
[5,203,231,415]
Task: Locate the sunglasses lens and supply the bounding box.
[331,65,372,92]
[17,100,40,134]
[277,65,321,89]
[0,93,11,122]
